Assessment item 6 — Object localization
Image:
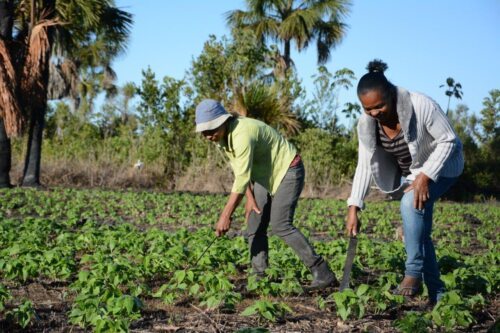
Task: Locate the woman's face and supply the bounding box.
[359,89,396,124]
[201,123,226,142]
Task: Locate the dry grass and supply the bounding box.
[9,155,388,201]
[176,160,234,193]
[10,158,170,189]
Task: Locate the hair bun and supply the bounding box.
[366,59,388,73]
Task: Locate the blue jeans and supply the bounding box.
[400,176,457,302]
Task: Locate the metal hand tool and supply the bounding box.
[339,236,358,291]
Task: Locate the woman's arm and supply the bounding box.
[217,128,257,236]
[347,141,373,210]
[346,133,372,235]
[215,192,244,237]
[228,132,254,194]
[419,97,459,181]
[244,184,261,222]
[407,96,460,209]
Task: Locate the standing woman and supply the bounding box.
[195,99,336,290]
[346,60,464,304]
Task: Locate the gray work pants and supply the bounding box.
[246,162,322,274]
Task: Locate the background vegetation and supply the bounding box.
[10,33,499,199]
[2,0,498,200]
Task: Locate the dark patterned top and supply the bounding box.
[377,123,412,176]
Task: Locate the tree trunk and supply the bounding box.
[21,0,56,187]
[0,0,13,37]
[0,120,12,188]
[284,39,291,71]
[22,105,45,187]
[0,0,14,188]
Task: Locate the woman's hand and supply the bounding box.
[244,188,261,222]
[215,192,244,237]
[405,173,430,210]
[245,196,260,222]
[346,206,361,237]
[215,214,232,237]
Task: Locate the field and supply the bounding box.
[0,188,498,332]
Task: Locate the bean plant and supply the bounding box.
[0,188,497,331]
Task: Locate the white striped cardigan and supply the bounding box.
[347,87,464,209]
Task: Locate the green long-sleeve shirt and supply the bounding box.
[220,117,297,195]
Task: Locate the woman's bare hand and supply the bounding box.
[215,214,232,237]
[346,205,361,237]
[405,173,430,210]
[245,198,261,222]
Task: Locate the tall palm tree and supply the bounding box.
[440,77,463,115]
[0,0,22,188]
[0,0,132,187]
[226,0,350,75]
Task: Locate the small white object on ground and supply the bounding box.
[134,159,144,170]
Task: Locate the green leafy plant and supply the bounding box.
[333,284,371,320]
[431,292,475,331]
[241,300,292,322]
[7,300,35,328]
[0,284,11,311]
[394,311,432,333]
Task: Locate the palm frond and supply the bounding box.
[98,6,133,55]
[235,81,300,135]
[61,59,79,98]
[225,9,247,28]
[280,9,318,49]
[232,87,248,117]
[20,19,56,105]
[56,0,101,28]
[247,0,271,17]
[313,18,347,64]
[0,39,24,136]
[47,58,79,100]
[227,9,280,44]
[254,17,281,42]
[47,61,68,99]
[306,0,351,17]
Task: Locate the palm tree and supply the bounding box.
[226,0,350,75]
[0,0,132,187]
[440,77,463,115]
[0,0,22,188]
[122,82,136,116]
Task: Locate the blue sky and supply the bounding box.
[113,0,500,119]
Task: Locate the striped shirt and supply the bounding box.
[377,123,412,176]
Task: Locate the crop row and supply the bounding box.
[0,188,498,331]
